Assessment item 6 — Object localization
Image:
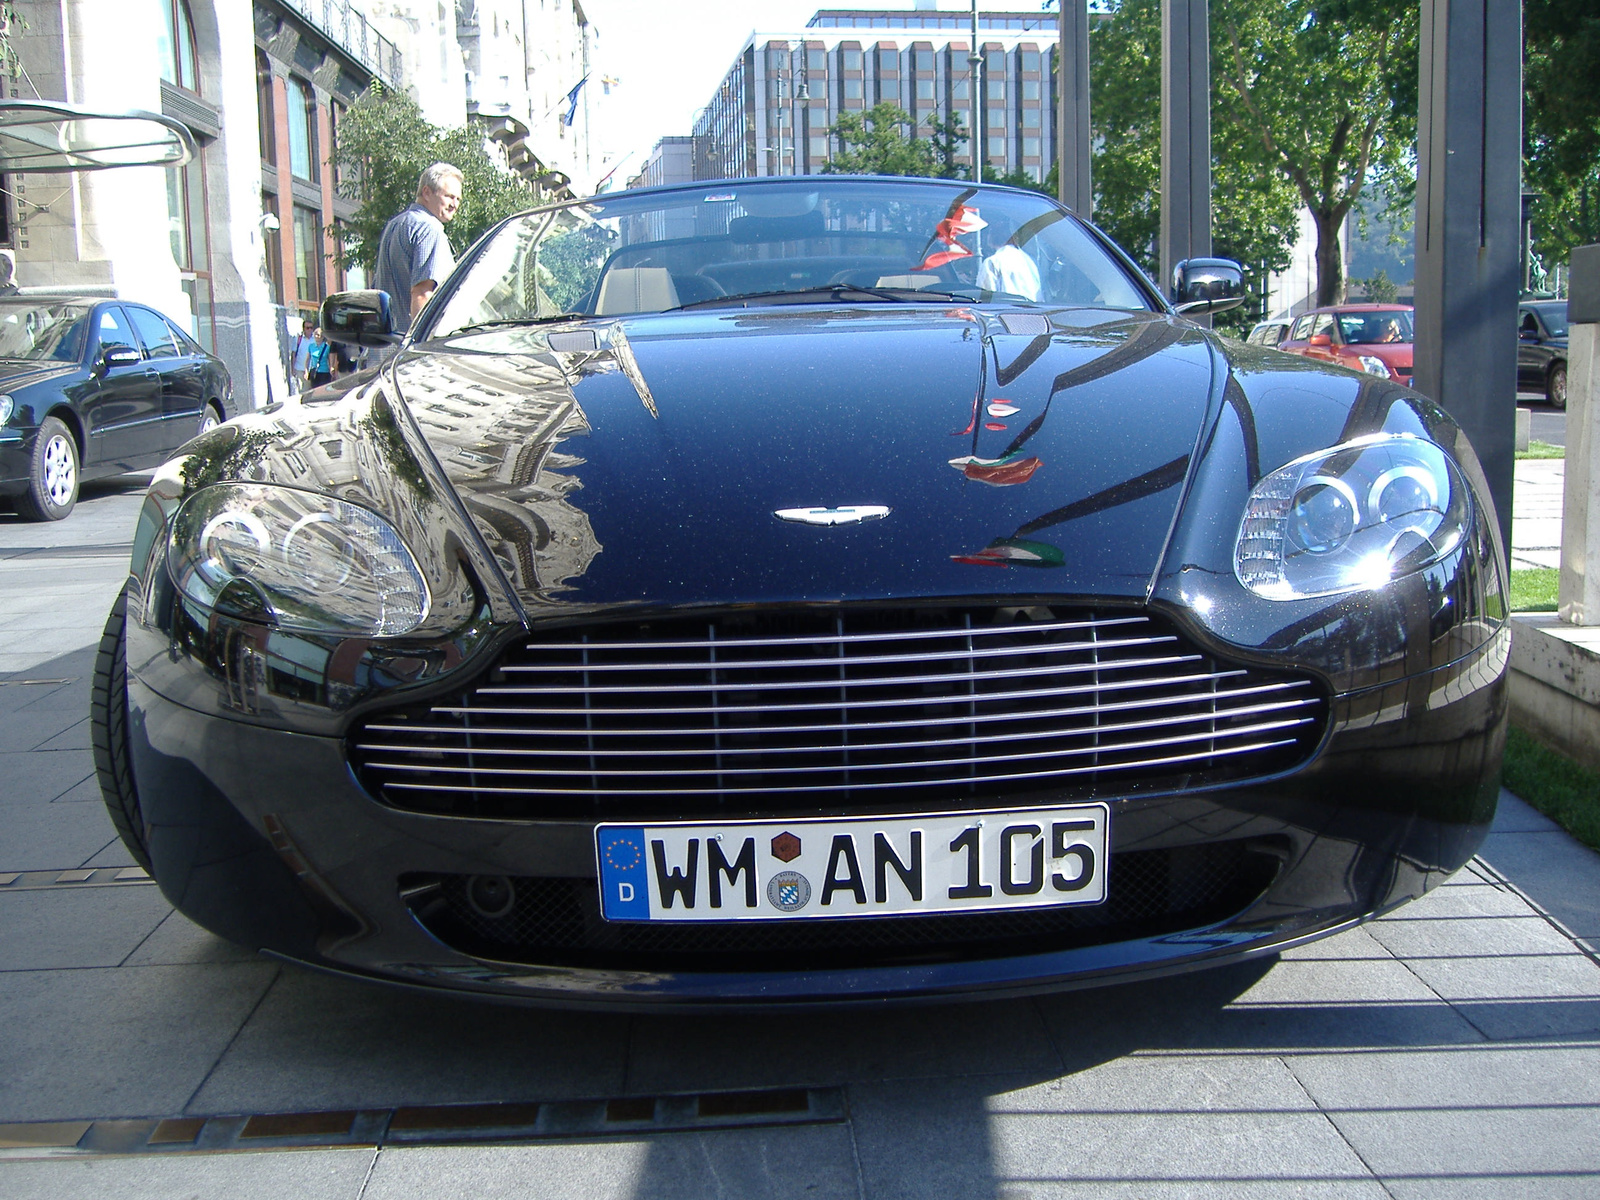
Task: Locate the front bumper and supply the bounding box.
[126,624,1506,1008]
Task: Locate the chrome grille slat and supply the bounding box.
[506,615,1149,655]
[348,607,1328,818]
[362,714,1316,779]
[494,632,1177,674]
[376,736,1306,797]
[419,672,1280,720]
[356,680,1315,742]
[355,696,1320,760]
[474,651,1203,696]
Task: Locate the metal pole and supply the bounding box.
[970,0,983,181]
[1160,0,1211,308]
[1057,0,1092,215]
[1413,0,1521,555]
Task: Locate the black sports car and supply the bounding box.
[93,178,1508,1008]
[0,295,235,520]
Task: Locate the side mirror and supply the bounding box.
[98,344,141,372]
[1171,258,1245,315]
[1307,333,1333,347]
[321,290,399,348]
[1519,328,1540,341]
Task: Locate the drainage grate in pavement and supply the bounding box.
[0,1088,847,1159]
[0,867,153,892]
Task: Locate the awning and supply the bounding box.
[0,99,196,173]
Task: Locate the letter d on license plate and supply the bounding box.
[595,806,1107,922]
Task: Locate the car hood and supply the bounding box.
[388,307,1225,614]
[0,360,77,389]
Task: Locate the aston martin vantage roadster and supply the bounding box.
[92,177,1508,1007]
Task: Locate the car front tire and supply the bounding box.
[199,401,224,435]
[1548,361,1567,410]
[15,415,78,521]
[91,586,152,872]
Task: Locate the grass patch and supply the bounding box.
[1504,726,1600,851]
[1509,567,1559,612]
[1516,440,1565,460]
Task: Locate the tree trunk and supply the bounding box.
[1313,209,1345,307]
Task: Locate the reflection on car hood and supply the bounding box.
[389,307,1224,613]
[0,360,77,388]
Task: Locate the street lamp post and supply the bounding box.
[969,0,983,182]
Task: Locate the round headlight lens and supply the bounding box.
[0,394,14,424]
[1235,434,1470,600]
[1288,478,1358,554]
[168,483,430,636]
[1356,354,1391,377]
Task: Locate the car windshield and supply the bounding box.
[0,301,91,361]
[428,179,1153,337]
[1337,310,1412,345]
[1530,303,1567,337]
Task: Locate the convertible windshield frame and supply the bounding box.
[417,177,1166,341]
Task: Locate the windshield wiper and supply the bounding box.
[446,313,588,334]
[673,284,962,312]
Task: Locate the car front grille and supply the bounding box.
[399,838,1284,972]
[349,605,1326,821]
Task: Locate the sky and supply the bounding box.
[581,1,982,183]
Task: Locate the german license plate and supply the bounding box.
[595,806,1108,922]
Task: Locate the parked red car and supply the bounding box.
[1278,304,1413,387]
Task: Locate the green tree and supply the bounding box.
[825,102,966,178]
[333,85,536,272]
[1088,0,1300,332]
[1212,0,1419,307]
[1525,0,1600,278]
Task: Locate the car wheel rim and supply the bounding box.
[200,411,219,434]
[42,434,75,507]
[1554,373,1566,406]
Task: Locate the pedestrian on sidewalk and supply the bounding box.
[289,316,314,390]
[306,326,333,388]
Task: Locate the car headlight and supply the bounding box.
[0,394,13,424]
[1235,434,1471,600]
[167,483,430,636]
[1356,355,1390,377]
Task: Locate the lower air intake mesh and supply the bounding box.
[401,839,1282,972]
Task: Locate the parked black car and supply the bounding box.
[0,296,234,520]
[1517,300,1568,408]
[94,177,1507,1008]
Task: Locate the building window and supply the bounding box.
[844,79,862,99]
[1022,79,1040,101]
[1022,137,1042,158]
[292,204,323,307]
[878,48,897,71]
[1021,51,1041,73]
[914,49,934,71]
[166,156,215,352]
[842,48,862,70]
[287,76,318,183]
[256,52,275,165]
[916,79,934,101]
[986,50,1006,73]
[988,109,1007,128]
[987,79,1006,101]
[807,49,825,72]
[262,192,283,306]
[155,0,199,92]
[951,79,969,100]
[809,136,828,160]
[1021,108,1041,128]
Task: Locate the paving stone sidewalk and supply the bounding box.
[0,476,1596,1199]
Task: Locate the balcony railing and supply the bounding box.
[278,0,403,88]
